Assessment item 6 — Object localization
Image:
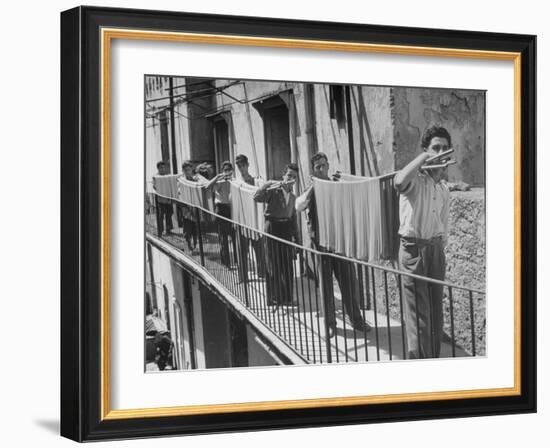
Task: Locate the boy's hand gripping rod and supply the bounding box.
[422,148,455,170]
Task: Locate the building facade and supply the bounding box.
[145,76,485,189]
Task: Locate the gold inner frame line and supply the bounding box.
[100,27,522,421]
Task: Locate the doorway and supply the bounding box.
[263,104,291,180]
[213,117,231,172]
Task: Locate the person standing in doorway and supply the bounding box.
[394,125,452,359]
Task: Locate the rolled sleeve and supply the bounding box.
[295,188,312,212]
[397,175,419,197]
[253,184,272,203]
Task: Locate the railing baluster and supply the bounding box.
[397,274,406,360]
[296,251,309,359]
[239,227,249,307]
[231,223,238,297]
[337,261,349,362]
[278,239,288,340]
[428,283,435,358]
[469,291,476,356]
[295,248,305,358]
[448,286,456,357]
[413,278,421,359]
[216,220,227,289]
[233,226,241,298]
[358,265,365,310]
[195,208,205,267]
[349,262,359,362]
[301,251,311,362]
[330,256,340,364]
[359,266,369,362]
[310,253,322,364]
[371,267,380,361]
[260,236,273,330]
[289,245,299,350]
[283,244,295,347]
[155,195,162,237]
[365,265,371,310]
[384,270,392,360]
[275,239,286,340]
[222,224,232,291]
[248,228,261,320]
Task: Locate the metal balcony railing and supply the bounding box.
[145,192,485,364]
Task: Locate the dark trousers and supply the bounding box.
[183,219,197,250]
[157,202,173,235]
[316,249,364,330]
[176,205,197,249]
[399,236,445,359]
[237,229,265,282]
[215,203,234,266]
[264,219,294,306]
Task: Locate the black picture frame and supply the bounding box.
[60,5,536,442]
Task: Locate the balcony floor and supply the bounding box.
[157,229,467,364]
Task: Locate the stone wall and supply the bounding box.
[444,188,486,355]
[392,87,486,186]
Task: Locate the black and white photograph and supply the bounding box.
[144,76,486,371]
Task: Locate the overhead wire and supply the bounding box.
[146,89,289,122]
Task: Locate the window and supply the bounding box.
[329,85,346,126]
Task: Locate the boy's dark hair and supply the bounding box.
[284,162,299,175]
[181,160,194,170]
[235,154,249,165]
[196,163,209,177]
[156,160,167,169]
[310,152,328,169]
[221,160,233,171]
[421,126,452,149]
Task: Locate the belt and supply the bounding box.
[265,217,291,223]
[401,235,442,246]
